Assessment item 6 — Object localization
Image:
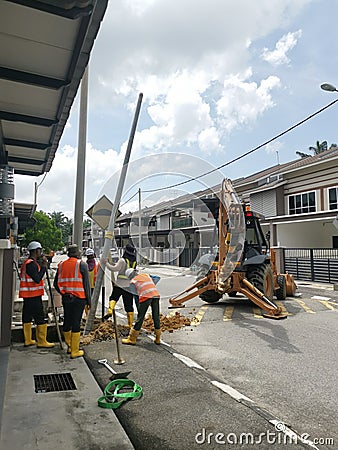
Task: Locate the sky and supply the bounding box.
[14,0,338,219]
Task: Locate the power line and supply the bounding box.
[140,98,338,193]
[121,190,138,207]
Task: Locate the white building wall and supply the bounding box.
[157,214,170,230]
[275,221,337,247]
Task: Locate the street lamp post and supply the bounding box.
[320,83,338,92]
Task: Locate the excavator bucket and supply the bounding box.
[285,272,297,297]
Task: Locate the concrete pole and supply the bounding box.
[84,93,143,333]
[73,65,89,248]
[138,187,142,263]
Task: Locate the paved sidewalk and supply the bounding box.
[2,263,335,450]
[0,343,133,450]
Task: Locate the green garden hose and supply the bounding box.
[98,378,142,409]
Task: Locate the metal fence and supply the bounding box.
[141,246,213,268]
[284,248,338,284]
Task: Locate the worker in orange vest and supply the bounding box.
[54,245,91,358]
[122,268,161,346]
[19,241,55,348]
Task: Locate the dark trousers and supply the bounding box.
[62,295,86,333]
[22,296,45,325]
[110,284,134,313]
[134,297,160,331]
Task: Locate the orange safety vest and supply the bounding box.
[57,258,86,299]
[19,259,45,298]
[131,273,160,303]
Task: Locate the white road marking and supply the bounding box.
[311,295,331,301]
[211,380,254,402]
[146,334,171,347]
[173,353,205,370]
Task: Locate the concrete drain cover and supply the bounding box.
[34,373,77,393]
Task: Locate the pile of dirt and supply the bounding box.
[81,312,192,345]
[81,321,129,345]
[143,312,191,333]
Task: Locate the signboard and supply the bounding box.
[86,195,121,230]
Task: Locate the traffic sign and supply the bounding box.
[86,195,121,230]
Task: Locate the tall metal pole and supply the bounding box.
[138,187,142,263]
[73,65,89,247]
[84,93,143,333]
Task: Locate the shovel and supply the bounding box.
[98,358,131,381]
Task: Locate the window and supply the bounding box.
[328,187,338,210]
[288,191,316,215]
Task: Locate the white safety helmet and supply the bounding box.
[125,268,136,278]
[27,241,42,251]
[85,248,94,256]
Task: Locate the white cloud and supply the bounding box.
[261,30,302,66]
[15,143,123,217]
[265,140,283,155]
[87,0,307,156]
[14,0,318,216]
[216,71,281,133]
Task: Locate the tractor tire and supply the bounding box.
[199,290,222,303]
[275,275,287,300]
[247,264,274,300]
[196,266,222,303]
[228,291,237,297]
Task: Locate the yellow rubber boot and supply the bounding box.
[154,329,161,345]
[23,323,36,346]
[122,328,140,345]
[127,312,134,328]
[70,332,84,358]
[63,330,71,354]
[107,300,117,316]
[36,324,55,348]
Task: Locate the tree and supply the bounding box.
[22,210,64,253]
[49,211,73,246]
[296,140,328,158]
[83,219,92,229]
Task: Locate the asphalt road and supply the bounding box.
[84,268,338,450]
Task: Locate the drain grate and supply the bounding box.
[34,373,77,393]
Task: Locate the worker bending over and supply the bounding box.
[122,268,161,346]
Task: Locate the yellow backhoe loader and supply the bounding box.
[169,178,296,319]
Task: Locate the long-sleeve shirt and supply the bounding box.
[25,259,46,283]
[105,258,130,289]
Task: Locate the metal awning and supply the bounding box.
[0,0,108,176]
[13,202,36,233]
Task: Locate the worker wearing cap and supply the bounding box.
[54,244,91,358]
[122,268,161,346]
[19,241,55,348]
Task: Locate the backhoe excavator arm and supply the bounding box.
[168,178,287,319]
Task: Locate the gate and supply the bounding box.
[179,248,199,267]
[284,248,338,283]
